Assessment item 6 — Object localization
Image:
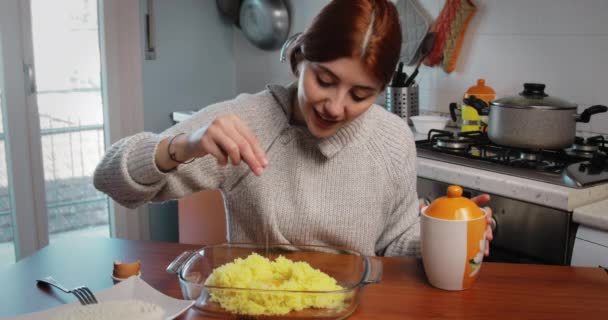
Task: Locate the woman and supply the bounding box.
[94,0,493,257]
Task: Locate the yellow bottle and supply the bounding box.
[462,79,495,132]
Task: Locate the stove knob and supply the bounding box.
[578,163,587,172]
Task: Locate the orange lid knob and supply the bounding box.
[424,185,484,220]
[464,79,496,104]
[447,185,463,198]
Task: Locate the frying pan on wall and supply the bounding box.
[216,0,290,51]
[239,0,290,51]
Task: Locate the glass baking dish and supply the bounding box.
[166,243,383,319]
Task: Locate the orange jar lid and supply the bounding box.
[424,185,484,220]
[464,79,496,104]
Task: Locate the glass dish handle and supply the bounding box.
[361,257,383,285]
[166,250,195,274]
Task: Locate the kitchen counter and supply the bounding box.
[416,157,608,212]
[573,198,608,231]
[412,127,608,213]
[2,238,607,319]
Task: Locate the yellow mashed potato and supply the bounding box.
[204,253,348,316]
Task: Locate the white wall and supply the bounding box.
[140,0,236,241]
[234,0,608,134]
[142,0,236,134]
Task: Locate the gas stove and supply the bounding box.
[416,130,608,188]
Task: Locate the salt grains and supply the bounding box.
[52,299,165,320]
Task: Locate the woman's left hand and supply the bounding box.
[471,194,493,256]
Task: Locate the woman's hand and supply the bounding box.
[156,114,268,175]
[471,194,493,256]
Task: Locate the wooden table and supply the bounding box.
[1,237,607,319]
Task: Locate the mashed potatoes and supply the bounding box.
[204,253,348,316]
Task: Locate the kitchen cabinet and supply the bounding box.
[571,199,608,267]
[571,225,608,268]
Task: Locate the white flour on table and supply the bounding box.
[52,299,165,320]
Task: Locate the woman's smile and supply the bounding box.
[312,108,341,129]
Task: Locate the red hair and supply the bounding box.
[289,0,402,88]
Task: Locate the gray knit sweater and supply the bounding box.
[93,84,420,257]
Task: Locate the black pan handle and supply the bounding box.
[449,102,459,121]
[463,95,490,116]
[576,105,608,123]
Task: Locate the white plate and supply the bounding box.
[8,277,194,320]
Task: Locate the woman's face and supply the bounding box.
[293,57,382,138]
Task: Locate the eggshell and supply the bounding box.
[113,260,141,279]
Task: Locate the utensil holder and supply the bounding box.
[385,85,419,125]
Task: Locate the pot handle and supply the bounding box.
[361,257,383,285]
[166,250,197,274]
[576,105,608,123]
[449,102,460,122]
[463,95,490,116]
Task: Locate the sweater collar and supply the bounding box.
[267,83,370,159]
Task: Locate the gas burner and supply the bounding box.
[507,150,551,170]
[572,144,599,153]
[415,130,608,188]
[428,130,488,150]
[509,158,555,171]
[436,136,474,150]
[517,151,539,162]
[566,149,597,159]
[571,136,605,153]
[574,135,604,145]
[566,136,607,158]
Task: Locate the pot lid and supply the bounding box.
[424,185,484,220]
[490,83,577,110]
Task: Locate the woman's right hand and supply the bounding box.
[157,114,268,175]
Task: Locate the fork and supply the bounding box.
[36,276,98,305]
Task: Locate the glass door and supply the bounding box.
[0,0,48,265]
[29,0,109,243]
[0,47,16,265]
[0,0,110,265]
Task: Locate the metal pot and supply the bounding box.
[488,83,607,150]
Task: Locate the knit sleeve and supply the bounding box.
[373,115,421,257]
[382,159,421,257]
[93,91,283,209]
